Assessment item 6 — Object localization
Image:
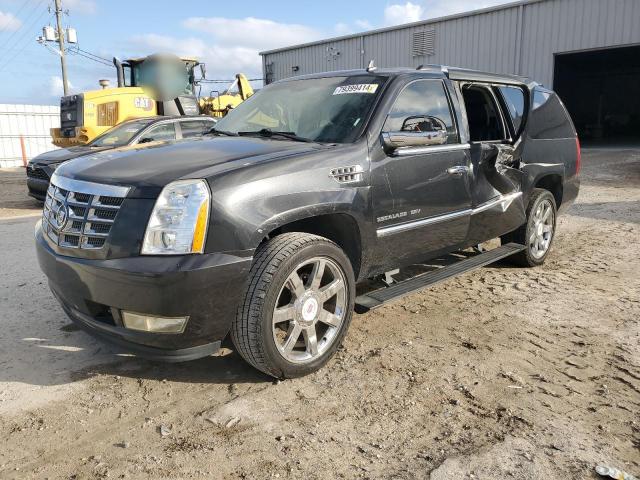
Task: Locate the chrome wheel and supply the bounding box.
[272,256,347,364]
[529,198,554,259]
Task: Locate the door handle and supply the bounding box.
[447,165,469,175]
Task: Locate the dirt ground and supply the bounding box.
[0,168,42,219]
[0,149,638,479]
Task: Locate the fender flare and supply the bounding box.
[250,200,365,247]
[521,162,565,206]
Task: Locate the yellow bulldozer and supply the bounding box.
[51,54,254,147]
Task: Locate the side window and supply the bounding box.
[461,84,508,142]
[138,123,176,143]
[497,85,526,135]
[528,88,575,139]
[383,80,458,144]
[180,120,213,138]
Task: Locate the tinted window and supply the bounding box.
[138,123,176,143]
[528,88,575,139]
[384,80,457,144]
[497,85,526,135]
[181,120,213,138]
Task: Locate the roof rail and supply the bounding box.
[416,64,449,77]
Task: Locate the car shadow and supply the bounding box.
[69,342,272,386]
[7,326,271,387]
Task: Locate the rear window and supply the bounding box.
[528,88,575,139]
[497,85,526,135]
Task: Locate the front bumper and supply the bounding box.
[35,224,253,362]
[26,167,52,201]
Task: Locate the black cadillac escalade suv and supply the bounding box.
[36,66,580,378]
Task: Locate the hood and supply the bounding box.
[30,146,113,166]
[54,136,322,198]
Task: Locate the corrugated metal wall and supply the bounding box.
[0,104,59,169]
[262,0,640,87]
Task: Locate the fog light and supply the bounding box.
[122,311,189,334]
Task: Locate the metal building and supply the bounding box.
[260,0,640,141]
[0,104,59,168]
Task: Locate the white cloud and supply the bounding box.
[384,2,425,26]
[334,22,352,36]
[49,76,74,97]
[384,0,511,26]
[63,0,97,15]
[355,19,374,30]
[421,0,511,19]
[128,16,325,83]
[334,19,373,36]
[0,10,21,31]
[182,17,322,51]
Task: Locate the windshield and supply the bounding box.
[214,76,388,143]
[89,120,153,147]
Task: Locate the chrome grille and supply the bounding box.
[42,176,128,251]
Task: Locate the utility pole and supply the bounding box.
[54,0,69,96]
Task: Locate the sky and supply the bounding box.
[0,0,512,105]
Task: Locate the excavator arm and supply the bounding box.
[199,74,254,117]
[236,74,254,100]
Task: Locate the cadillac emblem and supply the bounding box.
[52,201,69,230]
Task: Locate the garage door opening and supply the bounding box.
[554,45,640,144]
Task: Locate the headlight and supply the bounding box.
[141,179,210,255]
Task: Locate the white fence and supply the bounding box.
[0,104,59,168]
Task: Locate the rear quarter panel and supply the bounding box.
[520,87,579,212]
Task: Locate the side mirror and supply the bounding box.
[199,63,206,80]
[382,115,448,151]
[138,137,154,144]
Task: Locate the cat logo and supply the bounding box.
[134,97,153,111]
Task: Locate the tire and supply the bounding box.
[501,188,557,267]
[231,233,356,378]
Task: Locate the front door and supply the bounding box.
[370,79,472,271]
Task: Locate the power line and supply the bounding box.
[0,0,48,52]
[0,1,50,74]
[76,47,111,64]
[68,47,112,67]
[69,50,111,67]
[0,0,31,33]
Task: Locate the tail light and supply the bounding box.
[575,137,581,176]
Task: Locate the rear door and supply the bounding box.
[370,78,472,268]
[456,82,527,245]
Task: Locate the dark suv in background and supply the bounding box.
[26,115,216,201]
[35,66,579,378]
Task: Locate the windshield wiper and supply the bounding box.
[237,128,314,143]
[207,127,238,137]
